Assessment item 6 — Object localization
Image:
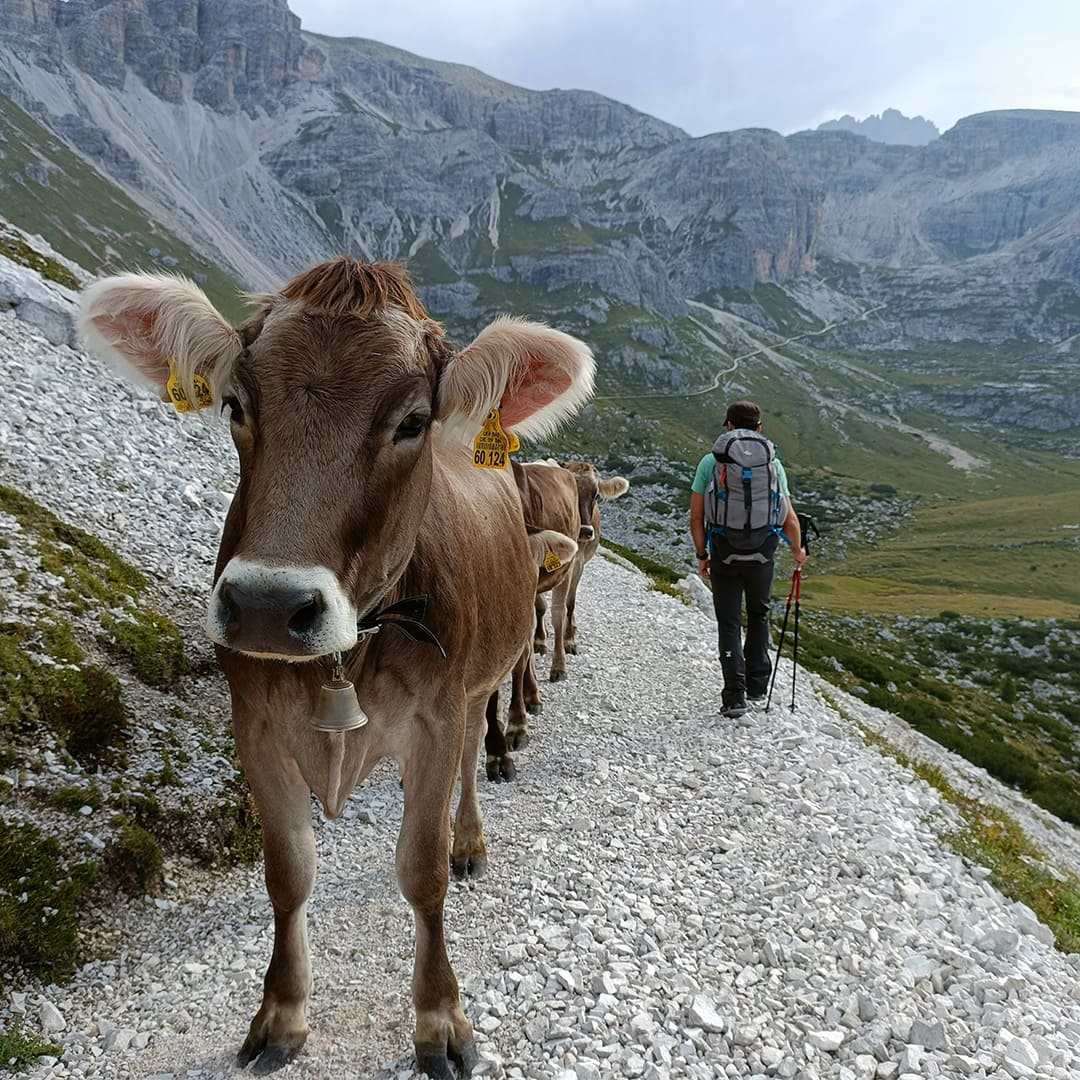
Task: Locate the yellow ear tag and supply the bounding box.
[471,408,515,470]
[165,359,213,413]
[543,549,563,572]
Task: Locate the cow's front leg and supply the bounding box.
[236,753,316,1074]
[452,695,489,877]
[505,644,538,750]
[564,557,586,655]
[484,688,515,782]
[533,592,548,654]
[400,710,478,1078]
[548,577,570,681]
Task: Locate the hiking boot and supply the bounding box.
[747,695,767,708]
[721,695,748,718]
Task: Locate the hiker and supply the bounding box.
[689,400,807,717]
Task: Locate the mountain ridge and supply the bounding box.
[816,107,940,145]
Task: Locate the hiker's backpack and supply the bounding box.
[705,429,787,560]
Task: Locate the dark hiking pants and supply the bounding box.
[711,557,775,706]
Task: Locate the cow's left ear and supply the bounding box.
[527,529,578,570]
[79,273,242,401]
[436,316,594,444]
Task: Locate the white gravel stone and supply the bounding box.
[687,994,726,1033]
[807,1030,844,1052]
[38,1001,65,1033]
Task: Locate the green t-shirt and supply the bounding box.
[691,451,790,496]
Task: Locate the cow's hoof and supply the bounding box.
[506,728,530,751]
[416,1037,478,1077]
[415,1047,454,1078]
[238,1034,304,1074]
[550,668,567,682]
[533,642,547,655]
[525,701,543,715]
[485,755,516,782]
[451,851,487,880]
[455,1039,479,1075]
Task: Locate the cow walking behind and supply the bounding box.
[485,460,630,774]
[557,460,631,664]
[79,259,594,1077]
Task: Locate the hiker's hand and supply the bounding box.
[793,546,808,566]
[698,556,710,579]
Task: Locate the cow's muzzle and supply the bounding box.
[578,524,595,541]
[207,560,359,659]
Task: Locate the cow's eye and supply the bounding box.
[221,395,245,425]
[394,411,429,442]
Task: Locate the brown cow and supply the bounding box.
[498,460,591,753]
[484,526,577,782]
[557,460,630,658]
[529,461,630,676]
[485,460,627,761]
[78,259,593,1077]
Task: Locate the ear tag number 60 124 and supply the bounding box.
[166,358,213,413]
[471,408,519,470]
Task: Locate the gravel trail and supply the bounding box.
[3,306,1080,1080]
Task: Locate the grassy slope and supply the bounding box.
[0,91,248,320]
[809,490,1080,617]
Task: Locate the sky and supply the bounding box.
[288,0,1080,137]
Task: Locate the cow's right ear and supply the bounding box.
[78,274,242,400]
[600,476,631,500]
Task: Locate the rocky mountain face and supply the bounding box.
[0,0,1078,463]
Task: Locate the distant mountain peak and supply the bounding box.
[817,108,940,146]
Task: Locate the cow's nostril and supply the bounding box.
[219,581,241,631]
[288,594,325,636]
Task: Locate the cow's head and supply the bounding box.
[562,461,630,541]
[80,258,593,660]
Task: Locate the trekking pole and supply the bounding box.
[765,567,800,713]
[790,513,818,712]
[790,567,802,711]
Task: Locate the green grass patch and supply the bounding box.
[1,623,128,765]
[46,784,103,814]
[598,538,690,603]
[0,485,146,610]
[0,1017,62,1070]
[0,820,98,982]
[103,820,164,897]
[600,537,682,586]
[99,612,187,689]
[0,225,79,289]
[943,804,1080,953]
[803,574,1080,620]
[820,490,1080,614]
